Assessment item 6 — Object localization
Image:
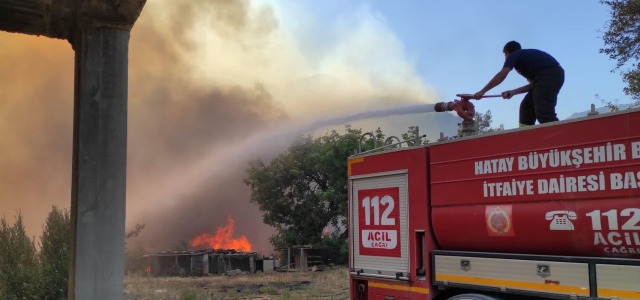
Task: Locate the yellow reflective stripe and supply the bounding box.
[347,157,364,176]
[368,281,430,294]
[598,288,640,299]
[435,274,589,296]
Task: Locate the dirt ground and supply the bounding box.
[124,267,350,300]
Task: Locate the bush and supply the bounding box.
[319,231,348,266]
[125,243,148,275]
[0,207,147,299]
[38,206,71,300]
[0,211,41,300]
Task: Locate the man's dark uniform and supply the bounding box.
[503,49,565,126]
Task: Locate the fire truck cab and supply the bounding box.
[347,105,640,300]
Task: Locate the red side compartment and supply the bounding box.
[429,110,640,258]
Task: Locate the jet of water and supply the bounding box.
[129,103,438,208]
[303,103,435,133]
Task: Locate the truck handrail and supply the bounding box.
[384,136,402,146]
[356,127,426,155]
[357,135,426,156]
[357,132,376,154]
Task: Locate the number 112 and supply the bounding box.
[362,196,396,226]
[586,209,640,230]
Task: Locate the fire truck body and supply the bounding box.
[347,107,640,300]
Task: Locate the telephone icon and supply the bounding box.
[545,210,577,231]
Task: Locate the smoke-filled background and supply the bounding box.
[0,0,460,253]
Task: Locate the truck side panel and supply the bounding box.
[429,109,640,259]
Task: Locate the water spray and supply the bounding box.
[303,103,436,132]
[129,98,481,216]
[131,103,438,208]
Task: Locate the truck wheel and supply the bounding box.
[447,294,503,300]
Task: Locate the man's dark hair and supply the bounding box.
[503,41,521,54]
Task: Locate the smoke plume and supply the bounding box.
[0,0,449,253]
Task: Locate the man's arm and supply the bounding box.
[474,67,511,99]
[502,82,532,99]
[510,83,532,95]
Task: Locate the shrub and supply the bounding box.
[38,206,71,300]
[0,211,41,300]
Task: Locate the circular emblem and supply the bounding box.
[487,206,511,235]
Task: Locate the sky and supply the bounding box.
[0,0,633,253]
[275,0,631,129]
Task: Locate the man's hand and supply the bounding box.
[473,91,485,99]
[501,90,513,99]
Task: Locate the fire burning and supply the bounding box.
[190,215,252,252]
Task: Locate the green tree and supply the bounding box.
[320,230,348,265]
[595,93,623,112]
[401,126,429,146]
[38,206,71,300]
[599,0,640,105]
[0,211,40,300]
[477,110,504,133]
[244,125,367,248]
[457,109,504,136]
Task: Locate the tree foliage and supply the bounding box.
[457,109,504,136]
[599,0,640,104]
[401,126,429,146]
[39,206,71,300]
[0,207,148,299]
[0,211,40,300]
[476,110,504,133]
[244,125,386,249]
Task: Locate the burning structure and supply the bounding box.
[145,249,272,277]
[144,215,272,276]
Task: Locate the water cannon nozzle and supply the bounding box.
[434,99,475,121]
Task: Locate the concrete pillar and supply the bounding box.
[68,25,130,300]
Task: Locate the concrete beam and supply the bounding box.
[0,0,146,41]
[68,25,130,300]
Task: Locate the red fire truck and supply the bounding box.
[347,102,640,300]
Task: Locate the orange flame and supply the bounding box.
[145,266,151,273]
[190,215,252,252]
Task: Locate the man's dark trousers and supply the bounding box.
[519,65,565,126]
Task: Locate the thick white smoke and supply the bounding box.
[0,0,458,252]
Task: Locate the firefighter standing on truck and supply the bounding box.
[473,41,565,127]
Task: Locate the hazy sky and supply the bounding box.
[0,0,630,252]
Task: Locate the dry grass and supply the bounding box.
[124,267,350,300]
